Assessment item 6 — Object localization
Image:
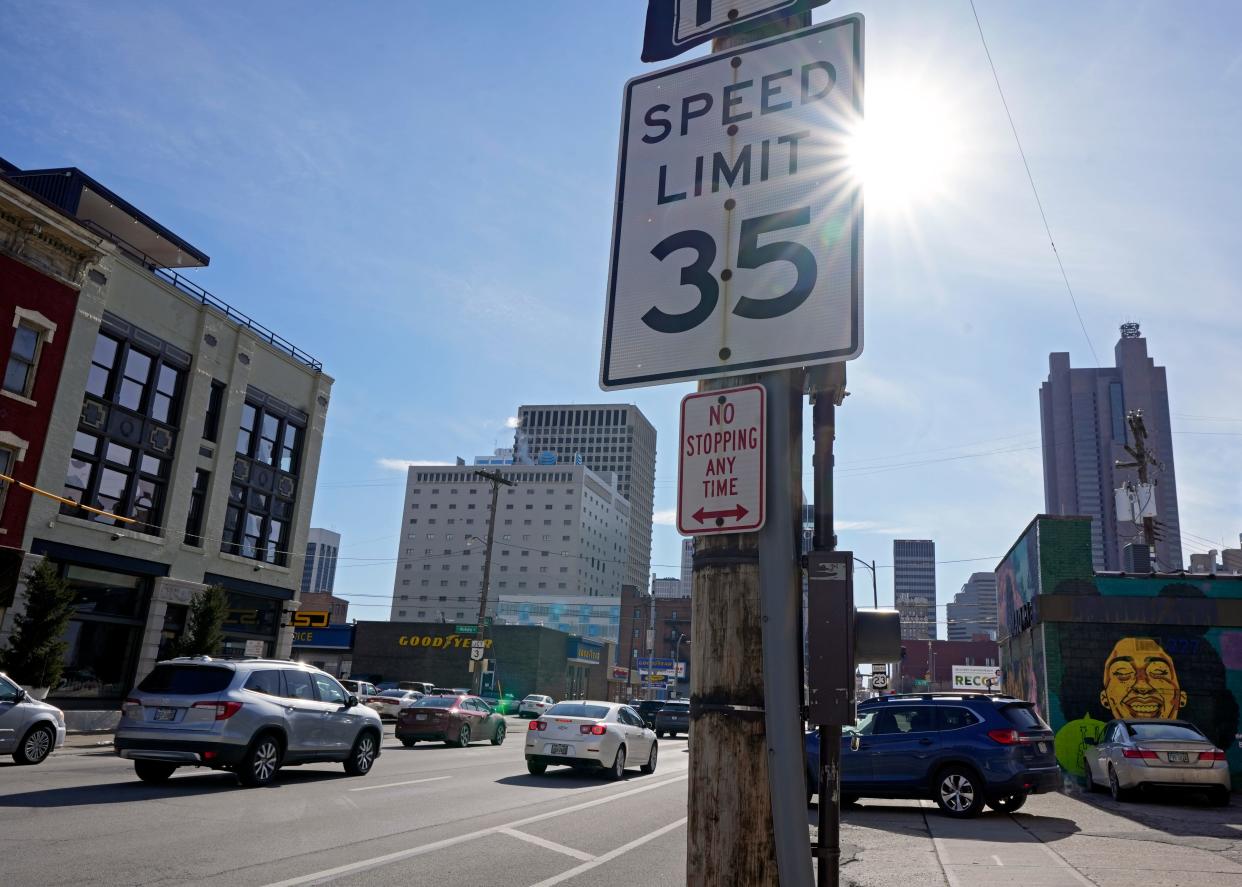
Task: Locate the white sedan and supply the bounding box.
[367,689,423,720]
[518,695,554,718]
[525,700,658,780]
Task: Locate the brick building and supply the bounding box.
[619,583,692,699]
[892,638,1001,694]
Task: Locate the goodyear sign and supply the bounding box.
[398,633,493,652]
[567,637,604,665]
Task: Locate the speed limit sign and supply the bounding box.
[601,15,863,390]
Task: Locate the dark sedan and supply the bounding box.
[633,699,666,729]
[654,700,690,738]
[396,694,507,748]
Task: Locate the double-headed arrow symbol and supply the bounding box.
[692,504,749,524]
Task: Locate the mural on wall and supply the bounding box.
[997,523,1043,709]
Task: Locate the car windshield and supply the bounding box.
[413,695,461,708]
[545,703,610,719]
[138,665,233,694]
[1129,722,1206,741]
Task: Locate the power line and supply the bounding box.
[968,0,1100,366]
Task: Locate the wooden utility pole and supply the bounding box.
[471,468,513,694]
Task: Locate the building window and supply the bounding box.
[0,446,12,517]
[64,326,188,533]
[223,388,305,565]
[203,379,226,442]
[3,322,41,398]
[184,469,210,546]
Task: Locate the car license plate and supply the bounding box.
[415,713,427,721]
[1167,751,1188,762]
[549,744,571,756]
[154,707,176,721]
[1037,741,1047,754]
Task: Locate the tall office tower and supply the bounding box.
[680,538,694,592]
[652,577,685,598]
[894,540,936,640]
[946,572,998,641]
[389,462,630,623]
[515,404,657,590]
[1040,324,1182,571]
[300,528,341,596]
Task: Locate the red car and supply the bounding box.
[396,694,507,748]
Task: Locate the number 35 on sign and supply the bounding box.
[600,15,863,391]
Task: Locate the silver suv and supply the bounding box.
[0,672,66,764]
[114,657,383,787]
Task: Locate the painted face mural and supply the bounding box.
[1099,637,1187,720]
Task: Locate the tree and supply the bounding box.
[172,585,229,658]
[0,560,76,690]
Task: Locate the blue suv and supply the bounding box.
[806,693,1059,817]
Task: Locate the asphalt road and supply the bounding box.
[2,722,1239,886]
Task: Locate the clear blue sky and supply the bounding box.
[2,1,1238,628]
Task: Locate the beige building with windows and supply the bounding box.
[0,160,332,717]
[389,463,630,624]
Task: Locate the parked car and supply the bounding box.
[1083,718,1231,805]
[395,694,507,747]
[518,694,555,718]
[378,681,435,695]
[0,672,66,765]
[339,679,379,703]
[654,700,690,738]
[367,689,424,720]
[481,692,520,715]
[633,699,666,729]
[525,701,658,780]
[114,657,383,787]
[805,693,1060,817]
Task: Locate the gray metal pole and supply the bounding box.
[759,370,815,887]
[472,469,512,695]
[812,386,840,887]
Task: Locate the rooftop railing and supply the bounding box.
[80,219,323,372]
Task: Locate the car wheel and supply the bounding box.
[527,759,547,775]
[988,792,1027,813]
[344,731,378,776]
[491,722,506,746]
[656,730,664,739]
[641,742,658,775]
[401,738,417,748]
[13,724,54,765]
[456,723,471,748]
[1083,757,1100,793]
[607,746,626,781]
[134,760,176,784]
[238,734,282,787]
[934,766,984,818]
[1107,765,1130,802]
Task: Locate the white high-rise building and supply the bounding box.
[514,404,656,590]
[652,576,685,598]
[300,528,341,596]
[390,462,630,623]
[680,538,694,593]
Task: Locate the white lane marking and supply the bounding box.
[498,828,594,862]
[348,776,451,793]
[262,770,688,887]
[991,854,1004,866]
[525,817,688,887]
[1033,840,1096,887]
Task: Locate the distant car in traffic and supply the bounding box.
[115,658,383,787]
[395,694,506,747]
[806,693,1060,817]
[0,672,66,765]
[376,681,434,695]
[339,680,379,703]
[481,692,520,715]
[654,700,689,738]
[367,689,424,720]
[518,695,555,719]
[1083,718,1231,805]
[633,699,665,729]
[525,701,658,780]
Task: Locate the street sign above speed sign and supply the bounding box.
[600,15,863,391]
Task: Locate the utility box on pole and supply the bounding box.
[807,552,856,725]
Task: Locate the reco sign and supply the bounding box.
[601,16,863,390]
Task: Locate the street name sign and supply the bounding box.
[601,15,863,390]
[641,0,833,62]
[678,383,765,534]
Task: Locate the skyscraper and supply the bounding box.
[300,528,341,596]
[515,404,656,590]
[894,539,936,640]
[946,572,998,641]
[1039,324,1182,571]
[680,538,694,593]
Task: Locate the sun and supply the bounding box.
[846,76,964,215]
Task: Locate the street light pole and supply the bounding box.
[853,557,878,610]
[471,469,514,695]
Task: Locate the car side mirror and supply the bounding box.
[346,695,358,709]
[1083,736,1097,746]
[14,687,27,704]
